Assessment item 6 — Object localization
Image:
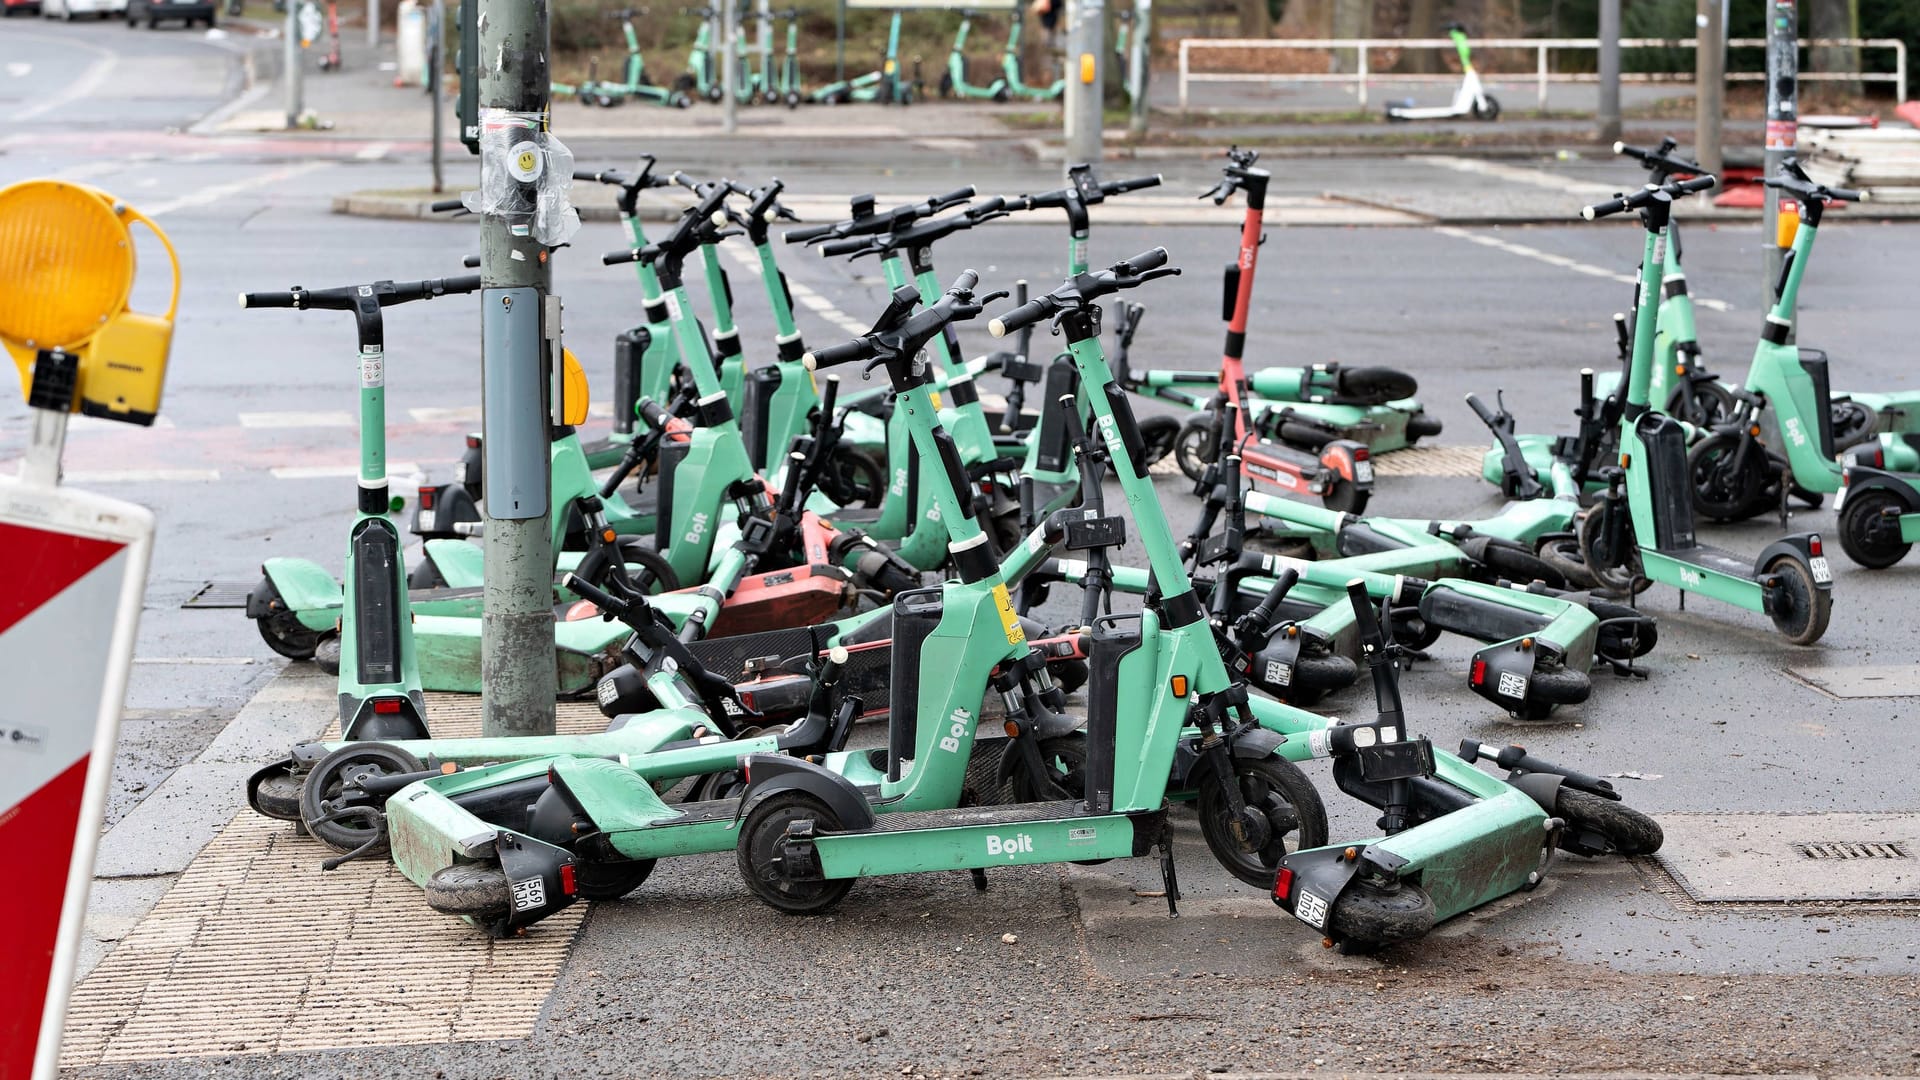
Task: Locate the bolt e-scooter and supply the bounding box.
[242,275,483,740]
[678,6,726,102]
[576,10,694,108]
[940,9,1010,101]
[1571,176,1834,644]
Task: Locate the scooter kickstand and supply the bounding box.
[970,867,990,892]
[1157,838,1181,918]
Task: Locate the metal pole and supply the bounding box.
[757,0,772,93]
[368,0,378,46]
[1126,0,1149,137]
[285,2,303,128]
[1764,0,1797,312]
[1597,0,1621,142]
[1065,0,1105,164]
[429,0,445,192]
[1694,0,1724,177]
[721,0,738,133]
[835,0,845,82]
[478,0,557,737]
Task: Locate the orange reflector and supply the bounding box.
[1520,637,1534,649]
[603,528,617,542]
[441,762,457,774]
[1170,675,1188,697]
[1619,454,1631,468]
[1343,846,1359,861]
[1079,53,1096,84]
[1750,425,1762,437]
[1003,719,1021,738]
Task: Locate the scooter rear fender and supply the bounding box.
[1753,533,1833,590]
[257,557,344,623]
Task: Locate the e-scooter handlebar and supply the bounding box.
[238,274,483,311]
[428,198,467,214]
[1234,567,1300,642]
[1102,173,1163,196]
[1765,159,1867,204]
[1612,138,1703,180]
[561,572,637,620]
[1463,392,1501,428]
[988,248,1179,337]
[1580,174,1716,220]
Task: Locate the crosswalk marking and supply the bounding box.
[238,411,354,428]
[144,161,332,218]
[62,468,221,484]
[268,463,421,481]
[1433,225,1733,313]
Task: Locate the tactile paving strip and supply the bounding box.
[1367,444,1488,478]
[62,693,602,1067]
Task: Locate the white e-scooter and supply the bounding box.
[1386,23,1499,122]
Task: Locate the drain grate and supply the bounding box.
[181,580,257,609]
[1797,841,1911,860]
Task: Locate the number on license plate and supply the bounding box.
[1809,556,1832,584]
[1354,461,1374,483]
[1294,887,1329,929]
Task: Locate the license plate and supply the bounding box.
[1833,486,1848,511]
[1353,461,1374,483]
[1294,887,1329,929]
[1809,556,1832,584]
[417,510,436,533]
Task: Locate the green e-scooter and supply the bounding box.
[575,9,694,108]
[677,6,727,102]
[939,9,1010,101]
[242,274,482,740]
[998,4,1062,101]
[808,9,916,104]
[1571,175,1834,644]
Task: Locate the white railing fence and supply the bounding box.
[1176,36,1908,110]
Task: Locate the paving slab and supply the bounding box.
[1655,812,1920,904]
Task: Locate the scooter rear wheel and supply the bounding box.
[1537,532,1599,591]
[300,743,426,857]
[253,576,325,660]
[1136,415,1180,467]
[574,858,657,901]
[737,792,855,914]
[816,447,885,508]
[1404,410,1444,444]
[1764,555,1831,646]
[1197,756,1328,889]
[1508,664,1588,722]
[614,538,681,593]
[1575,501,1648,598]
[1329,366,1417,405]
[1555,788,1662,856]
[1173,413,1219,483]
[1320,479,1368,516]
[425,862,512,917]
[1327,878,1436,947]
[1838,488,1912,569]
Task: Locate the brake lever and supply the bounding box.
[978,289,1011,306]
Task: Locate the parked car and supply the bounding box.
[125,0,213,26]
[44,0,129,18]
[3,0,46,16]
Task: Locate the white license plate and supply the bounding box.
[1809,556,1832,584]
[417,510,436,533]
[1294,887,1329,929]
[1354,461,1374,483]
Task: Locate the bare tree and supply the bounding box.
[1804,0,1861,99]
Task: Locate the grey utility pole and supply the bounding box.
[478,0,558,736]
[284,2,303,128]
[1694,0,1725,177]
[1597,0,1621,144]
[1126,0,1150,138]
[1065,0,1106,164]
[368,0,378,47]
[721,0,738,134]
[1764,0,1798,311]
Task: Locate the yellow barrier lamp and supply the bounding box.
[0,180,181,426]
[560,347,590,426]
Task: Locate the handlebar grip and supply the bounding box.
[1118,247,1170,275]
[1345,578,1382,642]
[462,254,480,268]
[636,397,673,429]
[949,268,980,295]
[819,235,870,258]
[931,185,976,209]
[1464,392,1498,426]
[1580,194,1632,220]
[804,338,873,369]
[1831,185,1866,202]
[1673,175,1717,195]
[784,221,837,244]
[604,248,642,265]
[817,373,840,417]
[562,572,629,615]
[1103,173,1163,195]
[989,297,1052,339]
[969,195,1007,216]
[1247,568,1299,628]
[428,198,466,214]
[238,290,300,309]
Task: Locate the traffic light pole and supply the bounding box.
[477,0,559,736]
[1764,0,1798,313]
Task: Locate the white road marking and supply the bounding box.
[7,63,31,78]
[354,142,392,161]
[61,468,222,483]
[1433,225,1732,312]
[238,411,354,428]
[131,656,258,665]
[716,243,869,336]
[13,31,115,122]
[1423,155,1618,198]
[144,160,332,218]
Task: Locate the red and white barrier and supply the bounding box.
[0,479,153,1080]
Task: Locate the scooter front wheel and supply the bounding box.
[573,857,657,901]
[300,743,426,857]
[1576,501,1648,598]
[1687,433,1769,523]
[1537,532,1598,591]
[1554,788,1662,857]
[1838,488,1913,569]
[1136,415,1180,468]
[1765,555,1831,646]
[425,862,512,917]
[1472,94,1501,121]
[1197,756,1328,889]
[737,792,856,915]
[1328,878,1436,948]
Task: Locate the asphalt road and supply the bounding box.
[8,19,1920,1080]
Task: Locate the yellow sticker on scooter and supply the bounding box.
[991,583,1025,645]
[930,391,944,411]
